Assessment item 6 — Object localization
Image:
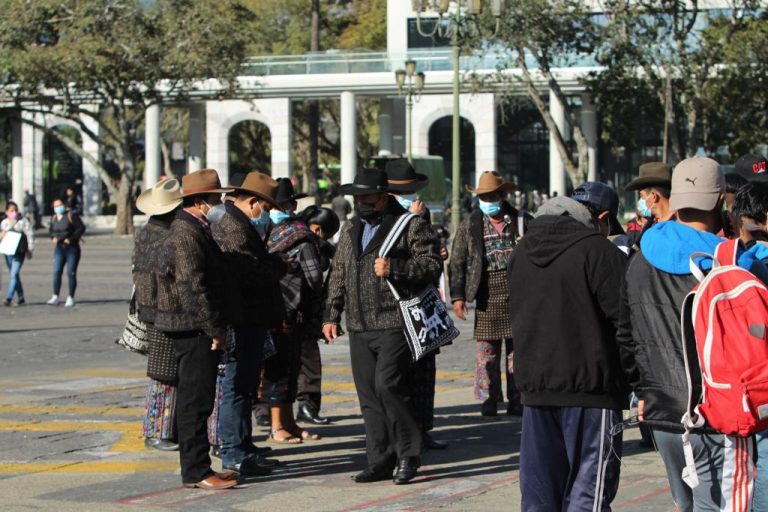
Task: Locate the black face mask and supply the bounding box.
[356,201,380,221]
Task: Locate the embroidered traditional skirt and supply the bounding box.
[142,379,177,440]
[474,270,513,340]
[207,370,225,447]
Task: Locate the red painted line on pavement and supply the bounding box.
[117,487,187,505]
[402,474,520,511]
[614,485,671,509]
[617,474,652,489]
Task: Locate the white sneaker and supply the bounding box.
[64,296,75,307]
[46,295,59,305]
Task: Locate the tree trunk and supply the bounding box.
[308,0,321,203]
[113,173,134,235]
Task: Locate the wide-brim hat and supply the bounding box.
[181,169,232,197]
[274,177,308,204]
[466,171,517,195]
[337,168,388,196]
[625,162,672,191]
[136,178,183,216]
[384,158,428,193]
[230,171,280,208]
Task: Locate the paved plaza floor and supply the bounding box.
[0,230,675,511]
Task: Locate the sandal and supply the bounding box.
[290,427,321,441]
[268,427,302,444]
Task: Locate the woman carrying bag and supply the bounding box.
[1,201,34,306]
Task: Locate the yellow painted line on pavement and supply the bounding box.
[0,460,178,474]
[322,381,457,394]
[0,403,143,417]
[325,366,474,381]
[60,368,146,379]
[0,420,144,452]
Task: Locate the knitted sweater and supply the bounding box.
[132,217,171,324]
[324,198,442,333]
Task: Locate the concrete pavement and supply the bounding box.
[0,231,675,511]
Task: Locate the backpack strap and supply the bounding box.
[680,290,704,489]
[379,213,417,301]
[714,238,741,267]
[688,252,713,282]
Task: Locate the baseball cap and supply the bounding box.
[571,182,623,235]
[734,154,768,182]
[669,157,724,211]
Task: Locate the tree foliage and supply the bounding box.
[0,0,254,233]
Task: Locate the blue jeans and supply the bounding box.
[4,254,25,301]
[219,326,265,467]
[754,430,768,511]
[52,244,80,297]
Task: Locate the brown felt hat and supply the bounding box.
[624,162,672,191]
[465,171,517,195]
[230,171,280,208]
[181,169,232,197]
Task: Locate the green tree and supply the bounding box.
[0,0,253,234]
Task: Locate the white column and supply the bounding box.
[80,107,102,215]
[379,98,393,155]
[188,103,204,173]
[11,120,23,205]
[270,98,291,179]
[391,98,406,155]
[341,92,357,186]
[21,113,43,208]
[548,88,568,196]
[144,104,161,190]
[581,95,598,182]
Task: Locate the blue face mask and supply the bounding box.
[396,193,418,211]
[270,209,291,226]
[478,199,501,217]
[251,209,270,227]
[54,205,66,215]
[637,198,652,218]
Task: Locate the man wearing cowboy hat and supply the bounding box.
[154,169,237,490]
[625,162,674,224]
[134,178,184,452]
[210,171,287,477]
[448,171,529,417]
[322,168,442,485]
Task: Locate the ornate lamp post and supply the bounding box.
[412,0,504,237]
[395,60,426,163]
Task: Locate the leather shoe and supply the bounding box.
[223,455,273,477]
[248,444,272,455]
[481,399,498,417]
[422,433,448,452]
[216,470,238,481]
[393,457,420,485]
[183,474,238,490]
[255,415,271,428]
[506,403,524,416]
[145,438,179,451]
[352,466,393,483]
[297,403,330,425]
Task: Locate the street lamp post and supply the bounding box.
[412,0,504,238]
[395,60,426,163]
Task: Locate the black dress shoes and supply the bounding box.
[296,403,330,425]
[352,466,394,483]
[255,415,271,428]
[223,455,273,477]
[393,457,420,485]
[145,438,179,451]
[481,399,498,417]
[422,433,448,452]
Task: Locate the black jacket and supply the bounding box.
[507,215,628,410]
[132,217,171,324]
[49,212,86,246]
[211,202,287,328]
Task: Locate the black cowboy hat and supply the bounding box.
[274,177,308,204]
[384,159,428,193]
[337,168,388,196]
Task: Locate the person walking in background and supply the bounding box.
[65,185,82,215]
[508,195,628,511]
[154,169,236,491]
[448,171,528,417]
[323,168,442,485]
[133,179,184,452]
[23,190,41,229]
[1,201,34,306]
[47,198,86,307]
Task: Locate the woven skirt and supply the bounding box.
[142,379,177,440]
[474,270,513,340]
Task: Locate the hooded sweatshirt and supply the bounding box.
[508,208,629,410]
[618,220,768,429]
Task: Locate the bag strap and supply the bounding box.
[379,213,417,301]
[714,238,741,267]
[517,210,526,237]
[689,252,715,282]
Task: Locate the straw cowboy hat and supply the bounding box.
[181,169,232,197]
[466,171,517,195]
[136,178,183,216]
[384,159,428,193]
[230,171,281,208]
[624,162,672,191]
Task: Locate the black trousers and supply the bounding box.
[408,352,436,432]
[296,335,322,411]
[349,329,422,469]
[262,329,302,404]
[172,332,219,484]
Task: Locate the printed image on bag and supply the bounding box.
[399,285,459,361]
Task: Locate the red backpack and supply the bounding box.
[681,238,768,437]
